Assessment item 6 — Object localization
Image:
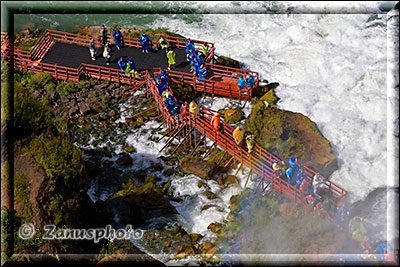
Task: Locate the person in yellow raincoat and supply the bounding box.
[245,133,255,153]
[232,126,244,146]
[189,101,199,117]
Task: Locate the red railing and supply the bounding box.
[164,68,252,101]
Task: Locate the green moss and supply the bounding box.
[207,148,225,165]
[259,89,280,106]
[56,80,80,96]
[29,72,54,89]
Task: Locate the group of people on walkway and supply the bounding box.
[152,70,180,116]
[185,39,209,81]
[88,25,124,65]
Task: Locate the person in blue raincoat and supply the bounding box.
[127,58,136,71]
[286,166,294,185]
[375,241,393,260]
[185,39,195,61]
[192,57,200,75]
[158,70,169,83]
[118,57,127,73]
[295,168,306,188]
[113,27,123,50]
[196,51,204,66]
[196,64,207,82]
[245,74,256,87]
[237,76,246,89]
[140,33,151,53]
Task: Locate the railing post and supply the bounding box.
[211,81,214,105]
[55,65,58,80]
[117,70,120,83]
[41,63,43,72]
[109,68,111,81]
[229,85,232,107]
[98,66,101,79]
[66,69,69,81]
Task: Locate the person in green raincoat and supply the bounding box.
[202,42,210,56]
[245,133,255,153]
[167,47,176,70]
[349,216,367,243]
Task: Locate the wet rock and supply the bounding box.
[219,108,243,124]
[197,181,205,188]
[201,241,220,259]
[68,105,79,116]
[278,202,301,222]
[122,146,135,153]
[78,101,90,115]
[207,222,224,233]
[217,175,238,187]
[181,157,218,180]
[174,244,196,259]
[205,191,217,200]
[244,101,338,177]
[116,153,133,166]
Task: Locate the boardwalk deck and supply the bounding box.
[41,41,191,75]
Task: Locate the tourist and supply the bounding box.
[361,235,372,254]
[202,42,210,56]
[162,90,171,102]
[295,167,306,188]
[188,48,196,72]
[89,38,97,61]
[286,166,294,185]
[196,64,207,82]
[100,24,108,48]
[289,156,298,168]
[192,57,200,74]
[211,112,221,131]
[118,57,127,74]
[103,43,111,66]
[245,74,256,87]
[196,51,204,66]
[237,75,246,90]
[159,36,168,51]
[167,47,176,70]
[280,160,287,179]
[349,216,367,243]
[245,133,255,153]
[113,27,123,50]
[185,39,195,61]
[313,173,329,198]
[272,160,281,177]
[140,33,151,53]
[158,70,169,83]
[127,58,136,71]
[189,100,199,117]
[232,126,245,146]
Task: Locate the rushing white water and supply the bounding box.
[147,4,395,203]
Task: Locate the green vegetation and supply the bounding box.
[14,68,87,228]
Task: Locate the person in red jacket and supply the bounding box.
[211,112,221,131]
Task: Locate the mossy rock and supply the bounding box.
[161,180,171,194]
[221,108,243,124]
[244,101,338,177]
[197,181,205,188]
[205,191,217,200]
[259,88,280,106]
[217,175,238,187]
[207,223,224,234]
[169,81,196,103]
[122,146,135,153]
[215,55,240,69]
